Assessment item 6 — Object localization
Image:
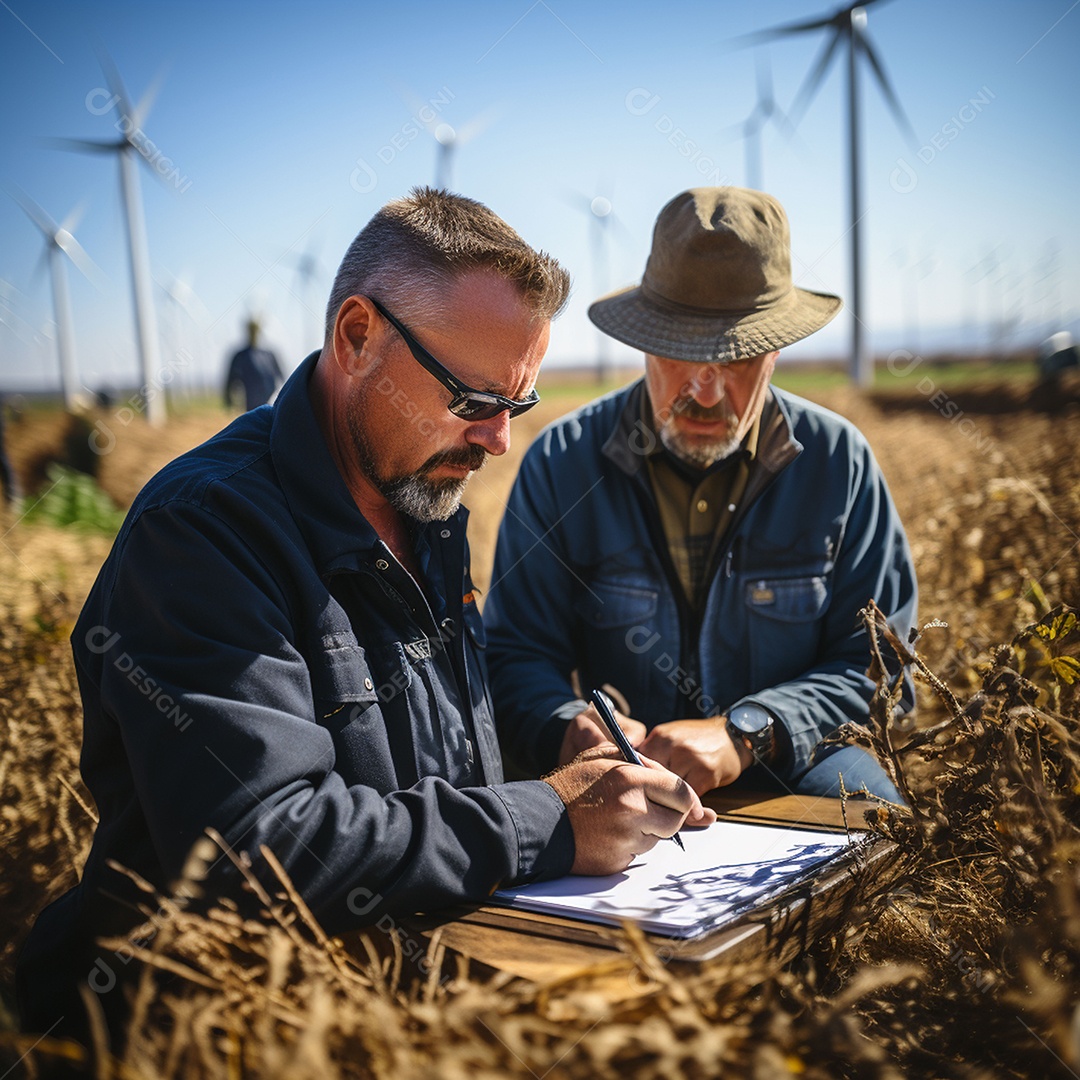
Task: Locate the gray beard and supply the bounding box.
[347,402,487,522]
[379,468,475,522]
[657,398,742,467]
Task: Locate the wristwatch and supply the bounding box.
[726,703,776,763]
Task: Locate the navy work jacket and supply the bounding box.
[485,380,918,778]
[17,354,571,1028]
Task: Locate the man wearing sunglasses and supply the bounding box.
[18,188,714,1045]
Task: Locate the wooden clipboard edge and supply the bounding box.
[407,834,899,969]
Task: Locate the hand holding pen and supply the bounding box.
[589,688,685,851]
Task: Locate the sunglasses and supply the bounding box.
[369,298,540,421]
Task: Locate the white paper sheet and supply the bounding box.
[495,820,854,938]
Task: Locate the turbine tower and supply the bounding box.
[747,0,916,387]
[50,52,170,424]
[286,242,324,352]
[8,188,102,410]
[564,188,628,384]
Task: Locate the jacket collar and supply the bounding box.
[269,352,468,576]
[602,377,802,480]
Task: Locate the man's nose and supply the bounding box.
[463,409,512,457]
[684,365,727,407]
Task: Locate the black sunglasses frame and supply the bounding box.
[369,297,540,421]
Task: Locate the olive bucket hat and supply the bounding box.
[588,187,842,363]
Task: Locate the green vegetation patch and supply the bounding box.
[21,464,125,535]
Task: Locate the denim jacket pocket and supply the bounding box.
[743,574,832,689]
[575,580,659,629]
[744,576,830,623]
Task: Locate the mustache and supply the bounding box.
[419,444,489,475]
[671,396,736,423]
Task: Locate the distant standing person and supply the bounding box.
[224,318,284,410]
[0,392,18,507]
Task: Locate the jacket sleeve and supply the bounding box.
[79,500,572,935]
[485,441,589,776]
[738,438,918,776]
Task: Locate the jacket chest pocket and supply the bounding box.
[743,573,831,687]
[310,641,398,793]
[573,575,667,717]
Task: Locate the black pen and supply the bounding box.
[589,688,685,851]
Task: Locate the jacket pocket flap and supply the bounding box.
[575,580,659,628]
[311,643,380,706]
[745,576,829,622]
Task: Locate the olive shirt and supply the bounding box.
[643,394,779,611]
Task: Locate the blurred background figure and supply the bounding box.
[224,318,283,411]
[0,392,20,507]
[1037,331,1080,380]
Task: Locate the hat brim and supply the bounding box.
[588,283,842,362]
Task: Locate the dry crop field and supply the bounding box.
[1,366,1078,1078]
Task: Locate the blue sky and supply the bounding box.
[1,0,1077,393]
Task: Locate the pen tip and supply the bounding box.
[672,833,685,850]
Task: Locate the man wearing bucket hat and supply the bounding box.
[486,187,917,800]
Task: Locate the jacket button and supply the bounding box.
[440,528,451,538]
[363,677,374,691]
[375,559,389,570]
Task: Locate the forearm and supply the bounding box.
[734,661,901,775]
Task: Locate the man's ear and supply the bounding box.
[332,296,380,378]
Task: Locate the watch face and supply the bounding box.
[728,706,775,761]
[730,705,772,735]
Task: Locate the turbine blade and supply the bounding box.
[59,234,107,290]
[719,118,749,142]
[558,189,595,216]
[456,105,501,146]
[5,184,57,237]
[769,99,798,140]
[60,199,88,235]
[608,212,635,247]
[734,13,838,48]
[736,19,835,48]
[40,135,120,155]
[856,29,918,147]
[788,28,843,127]
[165,274,207,322]
[96,43,135,118]
[388,78,440,134]
[132,63,169,130]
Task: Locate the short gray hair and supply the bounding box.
[324,188,571,342]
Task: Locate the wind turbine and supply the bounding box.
[285,242,324,351]
[891,246,935,356]
[432,109,499,189]
[7,188,102,410]
[746,0,916,388]
[563,188,629,384]
[156,270,205,400]
[723,51,793,191]
[49,52,170,424]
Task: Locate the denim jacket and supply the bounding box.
[485,380,917,778]
[17,354,572,1031]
